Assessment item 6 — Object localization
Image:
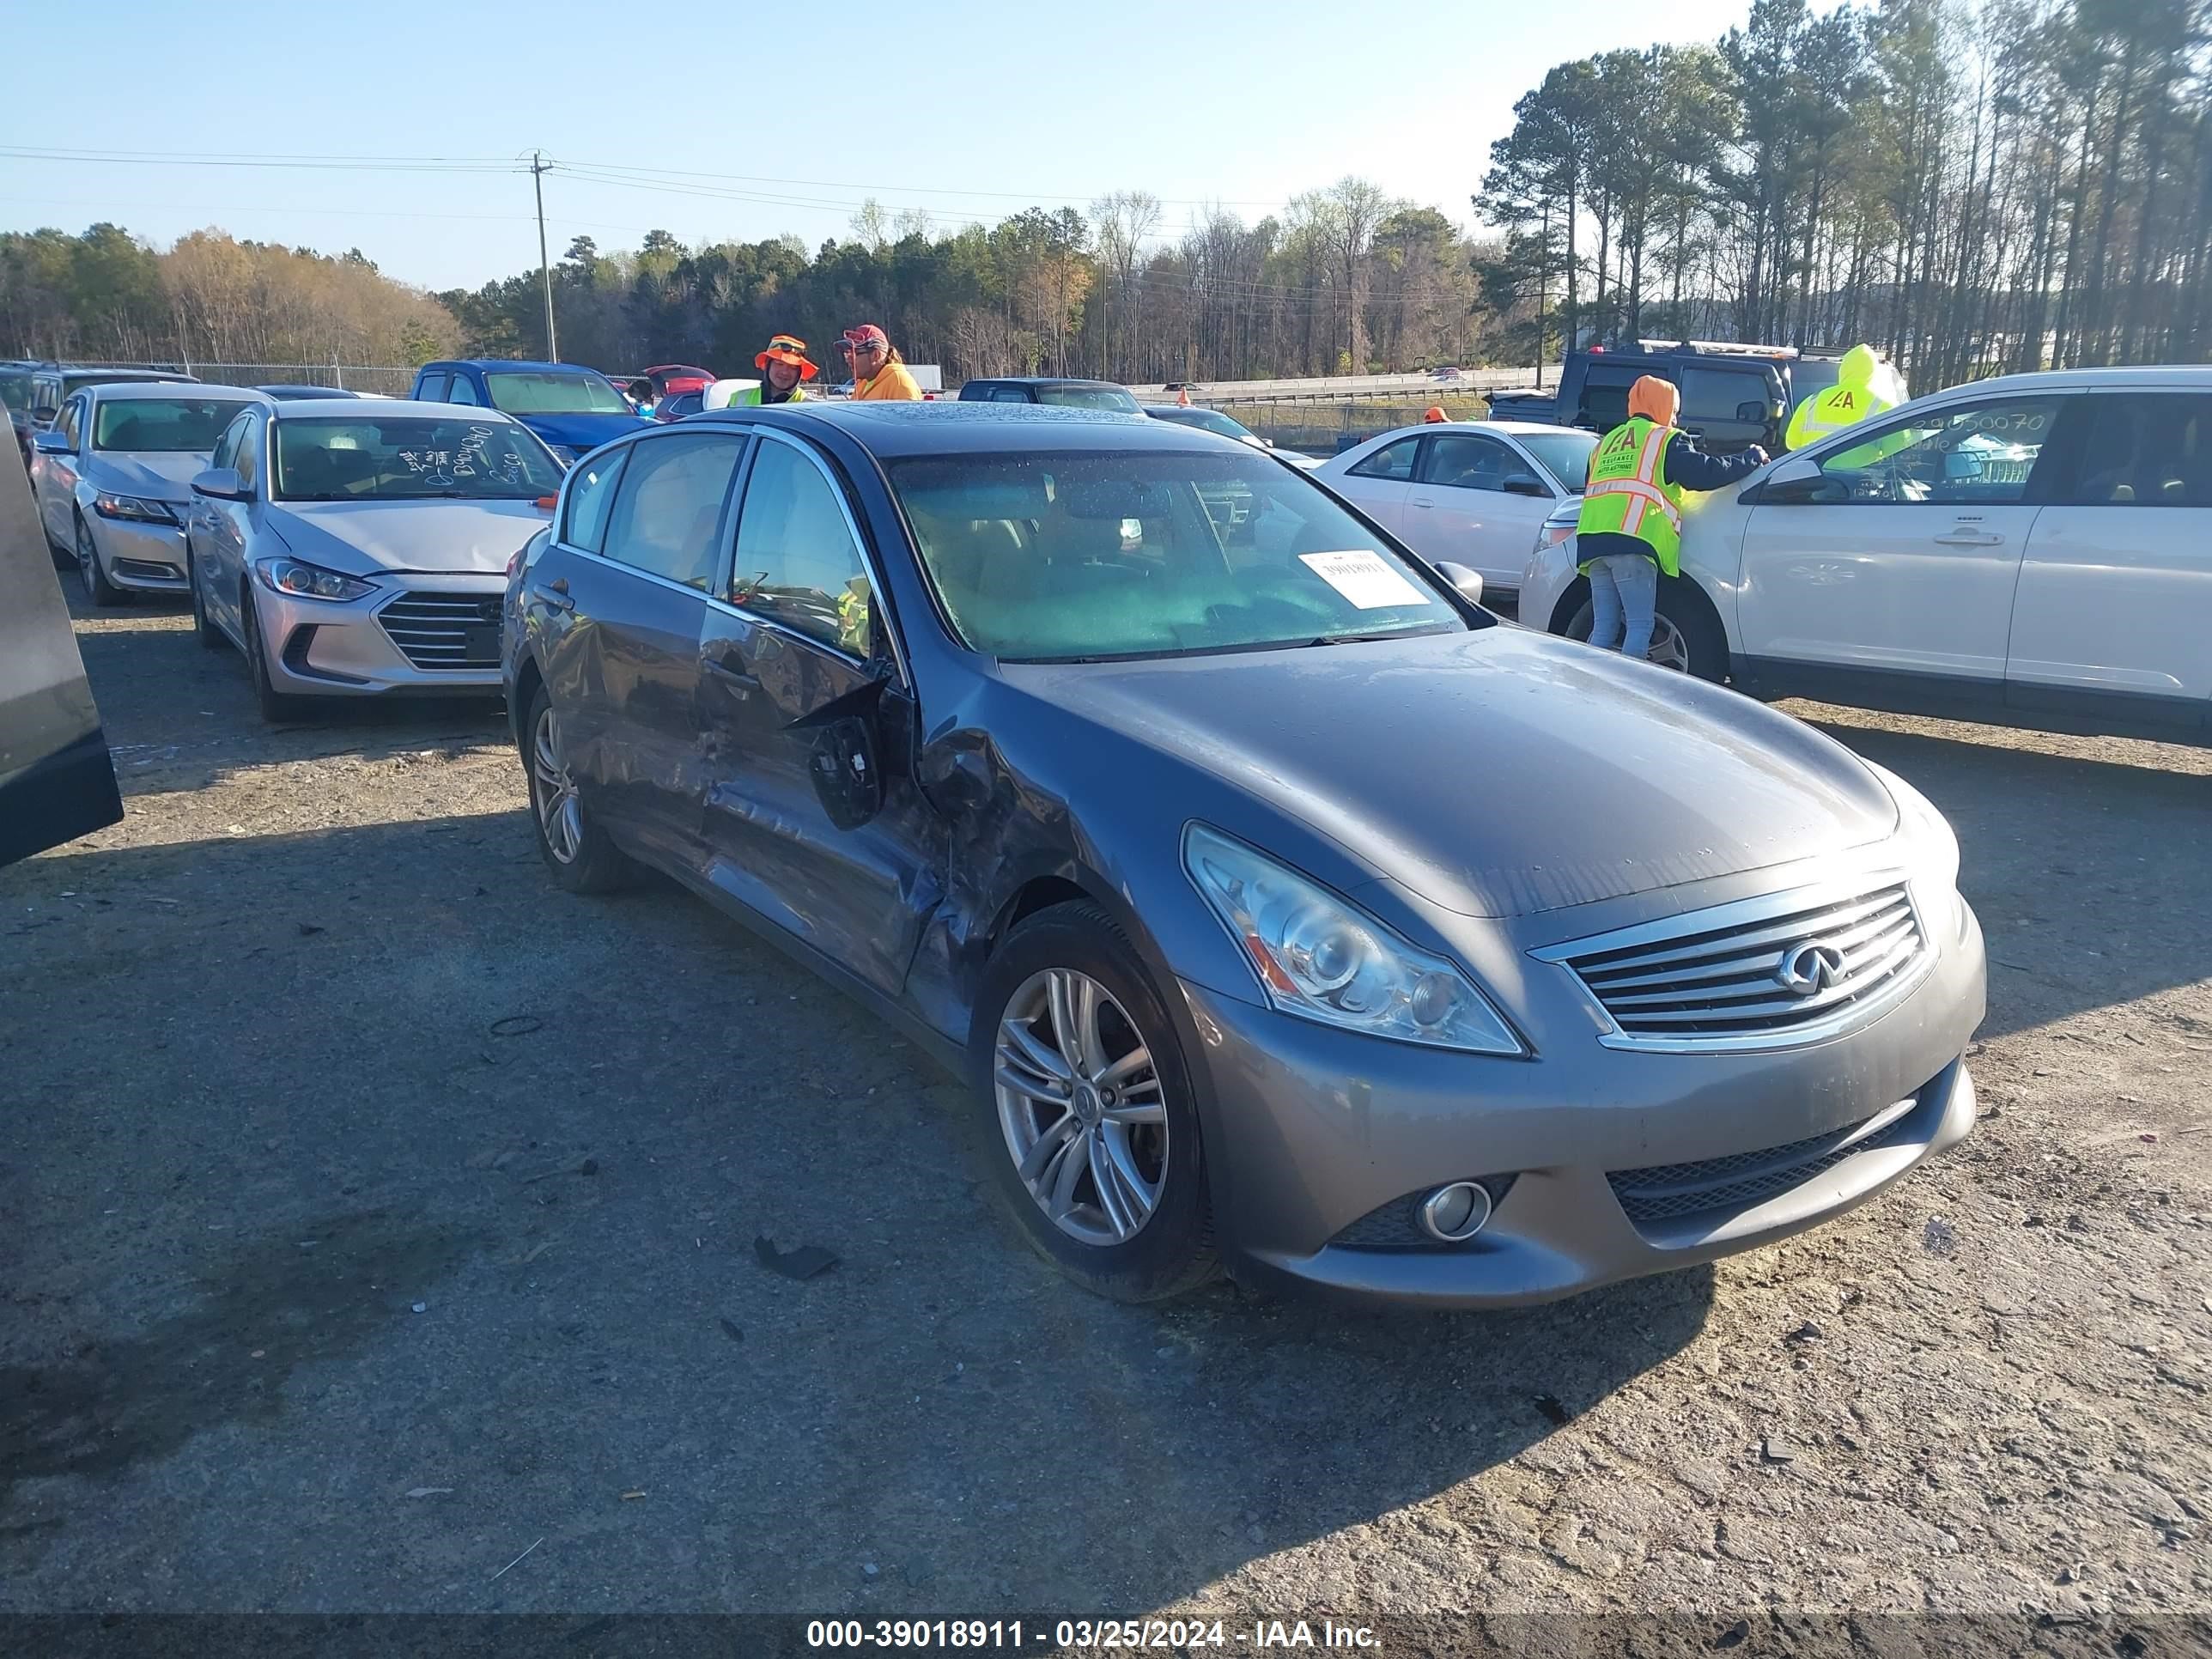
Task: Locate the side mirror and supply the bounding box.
[1757,455,1824,504]
[191,466,250,501]
[1432,560,1485,608]
[32,430,71,456]
[1735,400,1768,423]
[1501,472,1550,498]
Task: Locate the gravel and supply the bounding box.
[3,599,2208,1622]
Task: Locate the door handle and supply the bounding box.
[1411,497,1435,509]
[528,580,574,611]
[1933,531,2004,546]
[702,656,760,695]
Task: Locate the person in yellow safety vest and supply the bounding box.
[1785,343,1898,450]
[740,334,817,404]
[1574,374,1767,659]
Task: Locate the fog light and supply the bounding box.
[1419,1181,1492,1243]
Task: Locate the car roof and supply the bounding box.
[696,399,1223,458]
[60,367,194,382]
[970,377,1128,389]
[85,381,265,402]
[430,360,607,374]
[1917,364,2212,397]
[1347,420,1582,447]
[268,397,519,420]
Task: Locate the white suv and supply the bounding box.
[1517,366,2212,743]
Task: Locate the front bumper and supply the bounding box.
[256,572,507,699]
[90,515,191,592]
[1516,534,1582,636]
[1179,896,1985,1310]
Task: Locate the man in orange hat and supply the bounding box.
[1423,406,1449,423]
[739,334,817,405]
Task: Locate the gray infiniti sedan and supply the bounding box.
[184,398,565,722]
[503,402,1985,1310]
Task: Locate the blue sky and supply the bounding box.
[3,0,1758,292]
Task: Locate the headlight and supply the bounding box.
[93,492,178,525]
[253,556,376,603]
[1183,824,1524,1054]
[1865,762,1965,940]
[1534,504,1577,554]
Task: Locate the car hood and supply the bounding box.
[90,450,212,499]
[999,626,1897,918]
[514,410,652,451]
[264,500,551,575]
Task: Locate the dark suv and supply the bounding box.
[1486,343,1814,453]
[10,364,197,470]
[957,378,1140,413]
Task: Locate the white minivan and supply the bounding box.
[1516,366,2212,742]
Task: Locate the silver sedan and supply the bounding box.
[32,383,272,605]
[184,398,565,722]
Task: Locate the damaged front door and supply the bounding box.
[693,432,945,999]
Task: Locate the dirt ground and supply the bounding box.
[3,595,2209,1636]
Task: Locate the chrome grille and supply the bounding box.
[1537,875,1929,1051]
[378,592,503,671]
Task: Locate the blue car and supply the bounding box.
[409,360,649,465]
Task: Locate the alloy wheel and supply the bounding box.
[532,707,583,865]
[76,523,99,599]
[1645,614,1690,672]
[993,968,1169,1247]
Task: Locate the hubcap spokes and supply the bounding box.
[532,713,581,864]
[994,968,1168,1246]
[1647,617,1688,672]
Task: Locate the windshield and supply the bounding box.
[0,369,32,416]
[483,370,631,416]
[1517,431,1600,492]
[93,398,248,453]
[889,451,1470,662]
[1154,406,1254,441]
[1036,386,1140,412]
[272,416,565,501]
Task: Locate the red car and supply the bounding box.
[641,363,713,399]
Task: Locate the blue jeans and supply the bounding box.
[1587,552,1658,658]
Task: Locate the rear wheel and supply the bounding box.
[970,902,1218,1303]
[524,682,637,893]
[76,518,126,609]
[188,549,224,650]
[240,586,311,724]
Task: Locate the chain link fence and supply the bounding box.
[71,361,420,397]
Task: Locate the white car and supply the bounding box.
[1143,403,1323,469]
[183,398,566,722]
[1517,365,2212,741]
[31,383,273,605]
[1315,421,1598,607]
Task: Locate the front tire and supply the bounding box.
[523,681,637,893]
[969,901,1218,1303]
[76,518,126,608]
[1564,574,1728,683]
[240,586,312,724]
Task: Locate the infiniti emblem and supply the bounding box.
[1774,940,1848,996]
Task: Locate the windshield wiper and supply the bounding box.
[1298,624,1458,647]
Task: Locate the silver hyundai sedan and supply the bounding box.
[185,398,565,722]
[32,382,272,604]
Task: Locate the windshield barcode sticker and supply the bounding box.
[1298,550,1428,611]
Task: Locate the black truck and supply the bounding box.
[1485,341,1847,453]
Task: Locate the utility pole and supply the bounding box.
[532,150,558,362]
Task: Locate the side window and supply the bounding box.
[2061,394,2212,507]
[730,439,871,653]
[988,385,1031,404]
[1348,437,1420,482]
[57,398,84,449]
[600,432,741,591]
[416,373,450,403]
[210,412,248,471]
[1419,433,1512,492]
[1679,367,1764,423]
[232,416,263,493]
[33,377,61,418]
[446,374,482,407]
[1812,397,2066,507]
[560,447,629,552]
[1577,366,1645,430]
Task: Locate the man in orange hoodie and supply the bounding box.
[1574,374,1765,659]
